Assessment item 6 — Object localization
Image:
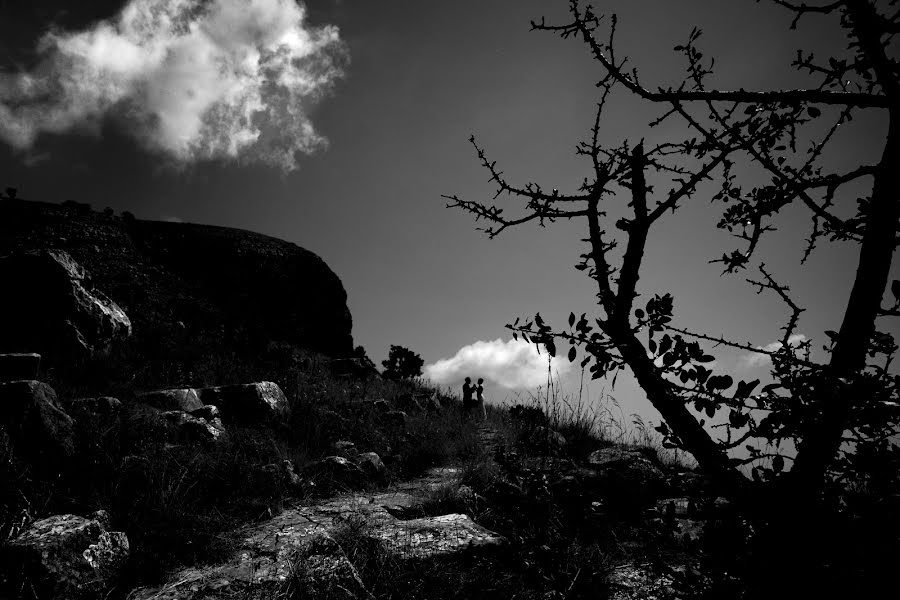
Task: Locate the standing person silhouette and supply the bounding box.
[462,377,474,415]
[475,378,486,420]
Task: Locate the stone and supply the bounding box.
[0,250,131,362]
[0,380,75,465]
[529,425,568,451]
[198,381,287,422]
[368,513,505,560]
[0,352,41,381]
[356,452,386,480]
[139,388,203,413]
[607,563,679,600]
[588,447,668,506]
[161,411,226,445]
[657,497,697,518]
[332,440,358,458]
[70,396,122,416]
[304,456,366,490]
[3,513,129,600]
[126,529,371,600]
[188,404,219,421]
[257,460,304,494]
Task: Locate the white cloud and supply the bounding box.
[424,338,572,390]
[741,334,808,368]
[0,0,345,170]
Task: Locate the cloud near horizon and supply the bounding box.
[741,333,808,368]
[0,0,345,170]
[424,338,572,390]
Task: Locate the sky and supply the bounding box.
[0,0,894,432]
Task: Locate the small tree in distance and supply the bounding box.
[446,0,898,591]
[381,344,425,380]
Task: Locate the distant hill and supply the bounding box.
[0,198,354,363]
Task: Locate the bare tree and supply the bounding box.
[446,0,899,507]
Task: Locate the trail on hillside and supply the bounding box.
[127,423,505,599]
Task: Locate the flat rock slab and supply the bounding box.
[127,468,503,599]
[608,564,679,600]
[369,513,505,560]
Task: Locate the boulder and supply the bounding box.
[357,452,386,480]
[588,447,668,506]
[0,353,41,381]
[528,426,568,451]
[303,456,366,490]
[138,388,203,413]
[256,460,304,494]
[0,380,75,464]
[332,440,358,459]
[198,382,287,422]
[69,396,122,417]
[0,250,131,362]
[3,513,129,600]
[161,411,226,445]
[188,404,220,421]
[368,513,505,560]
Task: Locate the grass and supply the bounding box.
[0,343,478,597]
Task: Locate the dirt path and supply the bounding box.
[127,429,505,599]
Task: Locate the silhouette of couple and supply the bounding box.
[462,377,486,419]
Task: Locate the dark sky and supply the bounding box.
[1,0,893,426]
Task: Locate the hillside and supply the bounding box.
[0,198,353,362]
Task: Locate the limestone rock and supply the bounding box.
[188,404,219,421]
[0,250,131,362]
[0,380,75,465]
[139,388,203,413]
[529,426,568,451]
[588,447,668,507]
[356,452,386,480]
[69,396,122,417]
[162,411,226,445]
[198,381,287,422]
[304,456,366,490]
[127,529,371,600]
[368,513,504,560]
[257,460,304,493]
[3,513,129,600]
[0,352,41,381]
[332,440,358,458]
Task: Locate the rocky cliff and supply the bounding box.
[0,198,353,361]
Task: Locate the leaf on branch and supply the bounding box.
[569,312,576,327]
[568,346,577,362]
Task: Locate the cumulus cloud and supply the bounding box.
[0,0,345,170]
[741,334,808,368]
[424,338,572,390]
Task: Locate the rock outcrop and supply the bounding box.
[198,381,287,423]
[2,512,129,600]
[126,467,504,600]
[139,388,204,413]
[0,250,131,362]
[0,199,354,362]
